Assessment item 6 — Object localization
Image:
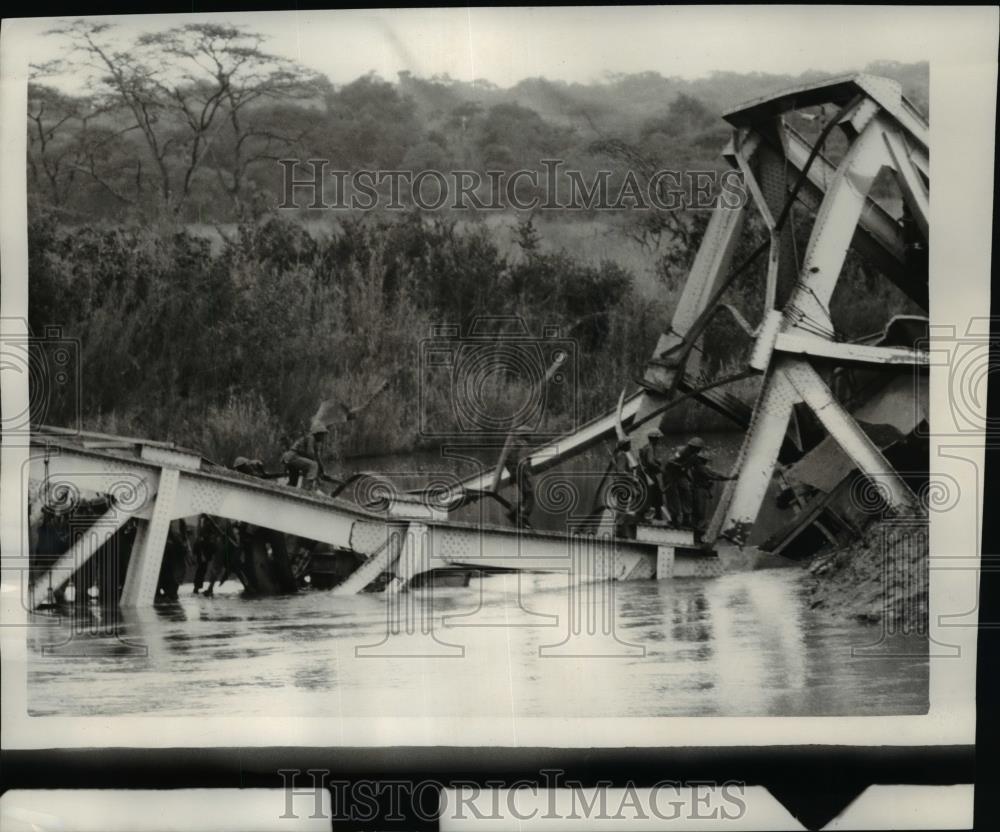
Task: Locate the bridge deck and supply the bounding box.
[27,434,709,605]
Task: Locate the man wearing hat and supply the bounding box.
[688,442,734,539]
[637,429,669,521]
[502,440,535,529]
[232,456,266,478]
[662,436,710,529]
[281,419,329,490]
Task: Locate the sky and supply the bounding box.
[17,6,982,93]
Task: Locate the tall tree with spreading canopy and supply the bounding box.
[47,20,322,218]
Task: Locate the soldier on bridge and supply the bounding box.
[284,378,392,491]
[637,429,669,521]
[662,437,733,540]
[502,441,536,528]
[282,420,329,490]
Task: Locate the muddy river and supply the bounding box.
[27,568,927,717]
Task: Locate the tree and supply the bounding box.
[475,102,574,170]
[589,136,703,253]
[48,20,321,218]
[318,74,420,169]
[151,24,321,211]
[26,82,83,208]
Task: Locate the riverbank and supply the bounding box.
[804,519,928,630]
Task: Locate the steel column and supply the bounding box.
[120,467,179,607]
[711,364,799,545]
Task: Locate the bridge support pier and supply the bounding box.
[386,522,431,594]
[120,467,179,608]
[656,546,675,579]
[636,526,696,580]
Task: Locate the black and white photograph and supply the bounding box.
[0,5,995,829]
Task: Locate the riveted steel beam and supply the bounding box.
[120,467,180,607]
[782,359,919,513]
[785,114,896,337]
[711,363,800,546]
[774,333,930,366]
[883,130,930,239]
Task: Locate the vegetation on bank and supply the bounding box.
[30,210,672,464]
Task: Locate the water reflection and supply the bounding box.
[27,568,927,717]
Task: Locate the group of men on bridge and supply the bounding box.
[181,401,729,599]
[635,433,733,539]
[178,402,368,598]
[231,414,729,541]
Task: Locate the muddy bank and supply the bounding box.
[804,520,928,630]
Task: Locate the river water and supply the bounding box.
[28,568,927,717]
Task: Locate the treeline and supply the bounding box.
[29,210,667,464]
[27,20,928,224]
[30,203,913,464]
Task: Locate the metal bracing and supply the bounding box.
[780,123,922,307]
[774,333,930,366]
[753,143,801,311]
[386,522,431,595]
[332,526,407,595]
[782,359,918,512]
[669,197,750,339]
[30,501,140,599]
[783,124,907,264]
[697,78,930,548]
[640,195,748,396]
[731,133,773,227]
[730,139,783,312]
[882,130,930,239]
[785,115,895,336]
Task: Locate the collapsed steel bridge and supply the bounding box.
[28,74,929,607]
[444,73,929,543]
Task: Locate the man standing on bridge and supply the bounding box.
[688,446,734,541]
[502,441,535,529]
[282,420,328,490]
[285,378,393,491]
[658,436,697,527]
[661,437,734,540]
[637,429,668,521]
[662,437,710,530]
